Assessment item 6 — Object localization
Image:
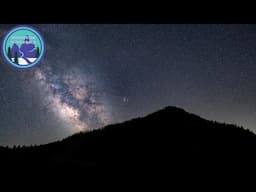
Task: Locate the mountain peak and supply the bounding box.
[146,105,188,119]
[161,106,186,113]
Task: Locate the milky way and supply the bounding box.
[33,66,111,132]
[0,24,113,145]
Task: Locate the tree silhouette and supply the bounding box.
[36,47,40,58]
[14,51,18,64]
[7,47,12,60]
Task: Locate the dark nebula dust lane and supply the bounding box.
[0,24,256,146]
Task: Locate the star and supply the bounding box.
[122,97,129,103]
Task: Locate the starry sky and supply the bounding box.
[0,24,256,146]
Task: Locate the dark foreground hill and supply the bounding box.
[0,106,256,184]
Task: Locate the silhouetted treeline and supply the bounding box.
[0,106,256,183]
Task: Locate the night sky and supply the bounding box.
[0,24,256,146]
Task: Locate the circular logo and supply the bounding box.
[2,26,45,69]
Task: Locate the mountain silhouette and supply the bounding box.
[0,106,256,183]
